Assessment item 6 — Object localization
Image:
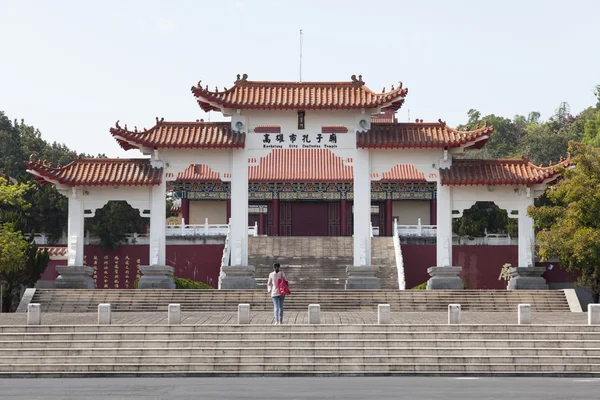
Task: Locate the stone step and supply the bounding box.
[4,355,600,366]
[4,332,600,342]
[1,363,599,374]
[4,340,600,351]
[27,289,572,313]
[4,324,598,333]
[248,236,398,291]
[4,347,600,357]
[1,323,598,376]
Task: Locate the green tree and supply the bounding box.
[582,113,600,147]
[0,177,48,312]
[0,223,30,312]
[453,202,517,237]
[458,110,526,159]
[86,201,149,248]
[528,142,600,303]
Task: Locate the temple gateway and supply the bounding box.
[27,74,568,290]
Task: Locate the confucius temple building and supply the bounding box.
[27,74,573,291]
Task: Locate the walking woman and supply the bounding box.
[267,263,287,325]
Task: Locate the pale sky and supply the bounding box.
[1,0,598,158]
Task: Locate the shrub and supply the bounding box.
[174,277,214,290]
[411,281,468,290]
[133,276,215,289]
[412,282,427,290]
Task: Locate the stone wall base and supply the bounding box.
[427,266,464,290]
[345,266,381,290]
[220,265,257,289]
[138,265,175,289]
[55,265,95,289]
[507,267,548,290]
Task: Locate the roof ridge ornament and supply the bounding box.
[235,73,249,84]
[155,117,164,125]
[115,120,121,130]
[438,119,446,127]
[350,74,364,86]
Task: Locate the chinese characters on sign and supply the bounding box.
[262,133,338,149]
[297,111,305,130]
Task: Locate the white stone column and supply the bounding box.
[55,187,94,288]
[427,180,462,290]
[220,148,255,289]
[353,148,371,266]
[230,148,249,267]
[149,178,167,266]
[436,181,452,267]
[67,190,85,266]
[518,198,535,268]
[139,172,174,289]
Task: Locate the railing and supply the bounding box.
[369,222,379,237]
[248,222,258,237]
[396,219,517,245]
[396,218,437,237]
[453,231,516,246]
[218,220,232,290]
[392,219,406,290]
[166,218,257,237]
[166,218,229,236]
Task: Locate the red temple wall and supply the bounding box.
[40,244,574,290]
[40,244,224,289]
[400,245,574,289]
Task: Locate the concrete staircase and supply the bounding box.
[249,237,398,290]
[371,237,398,290]
[25,289,572,313]
[1,324,599,377]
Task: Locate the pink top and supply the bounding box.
[267,271,286,297]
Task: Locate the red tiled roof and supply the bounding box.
[372,110,397,124]
[357,120,493,149]
[26,157,163,186]
[380,164,426,182]
[177,164,221,182]
[191,74,408,112]
[440,158,568,186]
[176,149,426,183]
[250,149,352,182]
[110,120,245,151]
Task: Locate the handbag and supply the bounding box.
[277,274,291,295]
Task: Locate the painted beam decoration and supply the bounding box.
[171,181,435,201]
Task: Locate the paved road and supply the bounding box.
[1,377,599,399]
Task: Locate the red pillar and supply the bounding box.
[258,212,265,235]
[430,198,437,225]
[226,199,231,223]
[181,198,190,225]
[272,199,280,236]
[385,198,393,236]
[340,198,347,236]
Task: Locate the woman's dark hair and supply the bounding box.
[273,263,280,272]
